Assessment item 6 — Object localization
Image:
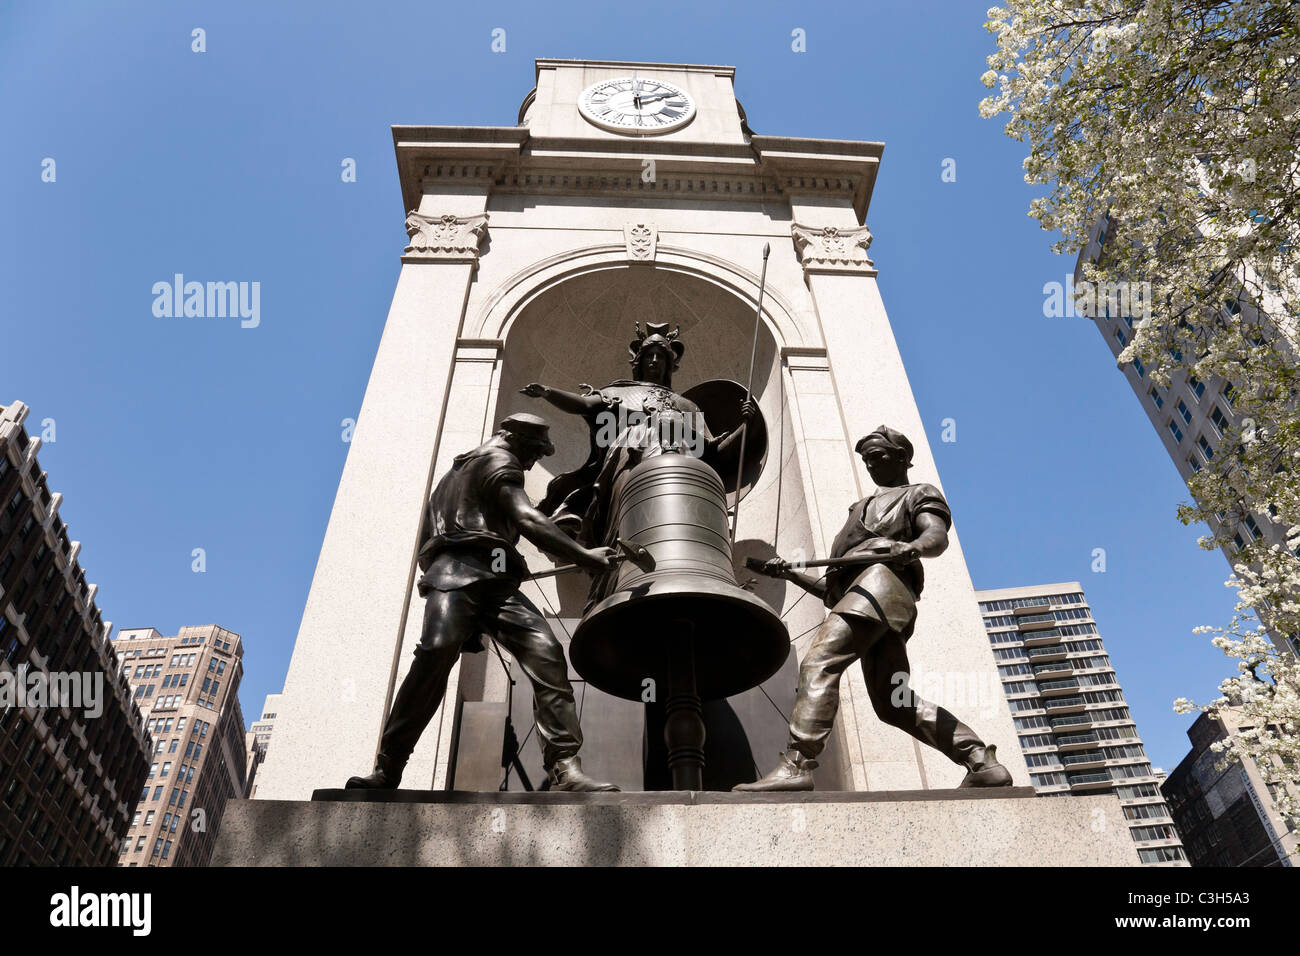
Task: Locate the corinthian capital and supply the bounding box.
[402,211,489,262]
[790,222,876,275]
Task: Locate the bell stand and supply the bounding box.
[664,619,706,790]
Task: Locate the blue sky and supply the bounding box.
[0,0,1242,771]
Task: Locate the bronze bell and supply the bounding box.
[569,451,790,702]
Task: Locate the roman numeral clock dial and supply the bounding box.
[578,78,696,134]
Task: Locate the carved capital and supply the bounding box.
[624,222,657,263]
[790,222,875,275]
[402,211,489,263]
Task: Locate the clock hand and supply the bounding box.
[639,92,675,105]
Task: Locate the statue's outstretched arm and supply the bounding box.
[520,382,606,416]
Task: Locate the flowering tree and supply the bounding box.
[979,0,1300,830]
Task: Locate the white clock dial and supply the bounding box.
[578,77,696,134]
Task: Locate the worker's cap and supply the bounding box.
[500,412,556,456]
[855,425,913,466]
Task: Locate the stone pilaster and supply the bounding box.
[790,219,1028,791]
[254,205,489,800]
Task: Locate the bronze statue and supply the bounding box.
[345,413,619,792]
[522,322,755,557]
[736,425,1013,791]
[522,323,789,790]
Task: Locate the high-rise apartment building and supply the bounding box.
[1,400,152,866]
[1075,215,1298,657]
[243,691,280,798]
[1162,709,1297,867]
[976,581,1187,865]
[112,624,246,866]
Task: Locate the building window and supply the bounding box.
[1188,376,1206,400]
[1114,327,1126,346]
[1197,435,1214,460]
[1209,406,1229,437]
[1244,516,1262,541]
[1167,420,1184,444]
[1138,846,1186,864]
[1149,387,1164,409]
[1187,455,1201,473]
[1176,400,1192,425]
[1132,357,1145,377]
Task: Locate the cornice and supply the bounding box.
[534,58,735,79]
[393,111,884,222]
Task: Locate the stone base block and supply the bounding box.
[212,788,1141,866]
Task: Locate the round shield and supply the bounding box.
[681,379,768,501]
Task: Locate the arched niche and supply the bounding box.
[474,264,846,791]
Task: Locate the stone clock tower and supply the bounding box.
[232,59,1137,866]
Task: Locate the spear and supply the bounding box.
[730,242,770,545]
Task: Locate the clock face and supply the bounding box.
[578,77,696,134]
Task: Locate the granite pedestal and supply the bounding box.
[212,788,1141,866]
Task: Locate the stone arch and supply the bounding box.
[470,243,812,352]
[473,256,840,790]
[482,257,826,672]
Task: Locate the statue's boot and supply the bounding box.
[547,756,620,792]
[345,753,404,790]
[958,744,1012,788]
[732,749,817,792]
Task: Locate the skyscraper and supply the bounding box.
[1075,215,1297,657]
[976,581,1187,865]
[243,692,280,798]
[0,400,152,866]
[1162,709,1298,867]
[112,624,246,866]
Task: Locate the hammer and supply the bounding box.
[530,537,655,580]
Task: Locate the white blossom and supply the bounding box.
[982,0,1300,832]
